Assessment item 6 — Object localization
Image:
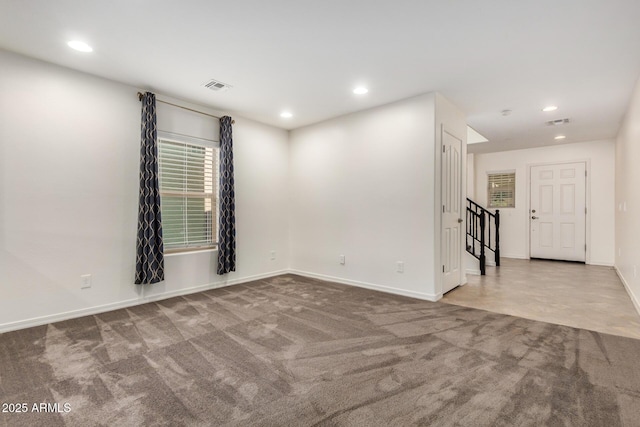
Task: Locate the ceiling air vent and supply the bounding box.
[546,118,570,126]
[203,79,232,92]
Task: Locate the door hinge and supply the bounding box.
[585,207,587,214]
[443,145,446,153]
[443,205,445,213]
[585,170,587,177]
[443,265,445,272]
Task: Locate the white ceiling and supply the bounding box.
[1,0,640,153]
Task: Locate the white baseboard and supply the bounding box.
[289,269,441,302]
[141,269,290,300]
[588,261,614,267]
[501,254,529,260]
[1,268,442,333]
[466,268,481,276]
[615,266,640,317]
[0,269,288,333]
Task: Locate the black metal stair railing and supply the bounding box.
[466,198,500,275]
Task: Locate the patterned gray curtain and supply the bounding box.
[135,92,165,284]
[217,116,236,274]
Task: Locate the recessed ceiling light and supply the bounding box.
[353,87,368,95]
[67,40,93,52]
[280,111,293,118]
[543,105,558,112]
[554,135,566,140]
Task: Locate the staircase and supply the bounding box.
[466,198,500,275]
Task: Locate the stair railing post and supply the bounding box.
[480,211,486,275]
[495,209,501,267]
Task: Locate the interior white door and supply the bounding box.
[530,162,586,262]
[442,128,463,293]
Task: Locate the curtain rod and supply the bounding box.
[137,92,234,124]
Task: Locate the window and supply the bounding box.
[158,138,219,252]
[487,172,515,208]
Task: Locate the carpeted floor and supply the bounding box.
[1,274,640,426]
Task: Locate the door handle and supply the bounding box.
[458,218,463,223]
[531,216,538,220]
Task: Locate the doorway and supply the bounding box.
[529,161,586,262]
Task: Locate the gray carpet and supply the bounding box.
[1,274,640,426]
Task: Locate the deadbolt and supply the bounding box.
[532,209,536,213]
[458,218,463,223]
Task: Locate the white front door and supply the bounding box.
[442,128,463,293]
[530,162,586,262]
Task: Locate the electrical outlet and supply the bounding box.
[270,251,276,260]
[81,274,92,289]
[339,255,345,265]
[397,261,404,273]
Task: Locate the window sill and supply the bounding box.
[164,248,218,257]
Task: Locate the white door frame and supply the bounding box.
[525,159,591,264]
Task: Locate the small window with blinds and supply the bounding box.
[158,138,219,252]
[487,172,515,208]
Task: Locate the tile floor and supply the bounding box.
[442,258,640,339]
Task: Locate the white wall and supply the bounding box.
[466,153,475,200]
[0,50,289,331]
[0,49,470,328]
[473,140,615,265]
[289,93,442,300]
[615,75,640,313]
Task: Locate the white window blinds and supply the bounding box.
[158,139,218,251]
[488,172,515,208]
